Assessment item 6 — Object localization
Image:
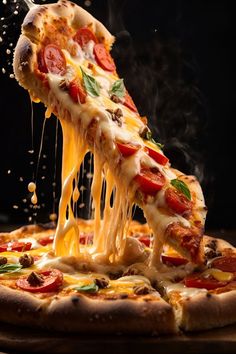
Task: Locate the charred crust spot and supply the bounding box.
[206,292,212,298]
[119,293,128,299]
[71,295,80,304]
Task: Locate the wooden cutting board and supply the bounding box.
[1,321,236,354]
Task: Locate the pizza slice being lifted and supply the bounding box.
[13,0,207,267]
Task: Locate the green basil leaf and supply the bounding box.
[0,263,23,274]
[80,67,100,97]
[171,179,191,201]
[74,283,99,293]
[109,79,125,98]
[145,131,164,149]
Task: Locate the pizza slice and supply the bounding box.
[13,0,207,266]
[0,223,176,334]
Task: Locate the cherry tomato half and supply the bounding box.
[73,27,98,47]
[116,142,140,157]
[135,168,165,195]
[16,269,63,293]
[69,81,87,104]
[94,43,116,72]
[165,188,192,215]
[137,235,151,247]
[38,44,66,76]
[161,254,188,266]
[211,256,236,273]
[38,235,54,246]
[146,147,169,166]
[184,274,228,290]
[0,242,32,253]
[123,92,138,113]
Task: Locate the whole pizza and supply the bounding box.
[0,0,235,335]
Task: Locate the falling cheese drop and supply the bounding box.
[28,182,38,205]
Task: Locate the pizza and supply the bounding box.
[0,0,232,335]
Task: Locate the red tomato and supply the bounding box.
[165,188,192,215]
[161,254,188,266]
[38,235,54,246]
[135,168,165,195]
[16,269,63,293]
[94,43,116,72]
[116,142,140,157]
[73,27,98,47]
[137,235,151,247]
[123,92,138,113]
[69,81,87,104]
[211,256,236,273]
[0,242,32,253]
[146,147,169,166]
[184,275,228,290]
[38,44,66,75]
[79,232,93,245]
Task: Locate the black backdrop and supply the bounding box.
[0,0,234,231]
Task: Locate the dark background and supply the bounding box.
[0,0,234,232]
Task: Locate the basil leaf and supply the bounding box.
[171,179,191,201]
[0,263,23,274]
[145,131,164,149]
[80,67,100,97]
[74,283,99,293]
[109,79,125,98]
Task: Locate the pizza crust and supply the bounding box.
[0,284,176,334]
[179,290,236,331]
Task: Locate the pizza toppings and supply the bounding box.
[210,256,236,273]
[109,79,125,99]
[165,188,192,215]
[74,283,99,293]
[106,108,123,126]
[0,257,7,265]
[38,44,66,75]
[184,274,228,290]
[16,269,63,293]
[135,167,166,195]
[116,141,140,157]
[38,234,54,246]
[80,67,100,97]
[94,277,109,289]
[19,254,34,268]
[73,27,98,47]
[123,92,138,112]
[0,241,32,253]
[94,43,116,72]
[161,254,188,266]
[0,263,22,274]
[145,147,169,166]
[133,284,153,295]
[69,81,87,104]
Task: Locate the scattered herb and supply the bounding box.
[109,79,125,98]
[0,263,23,274]
[144,130,164,149]
[74,283,99,293]
[80,67,100,97]
[171,179,191,200]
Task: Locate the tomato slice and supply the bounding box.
[94,43,116,72]
[73,27,98,47]
[165,188,192,215]
[146,147,169,166]
[137,235,151,247]
[38,235,54,246]
[16,269,63,293]
[38,44,66,75]
[69,81,87,104]
[211,256,236,272]
[184,274,228,290]
[135,168,165,195]
[123,92,138,113]
[116,142,140,157]
[0,242,32,253]
[161,254,188,266]
[79,232,93,245]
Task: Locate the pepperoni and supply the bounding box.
[94,43,116,72]
[146,147,169,166]
[184,274,228,290]
[73,27,98,47]
[38,44,66,76]
[123,92,138,113]
[16,269,63,293]
[161,254,188,266]
[0,242,32,253]
[135,168,165,195]
[165,188,192,215]
[211,256,236,273]
[116,142,140,157]
[69,81,87,104]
